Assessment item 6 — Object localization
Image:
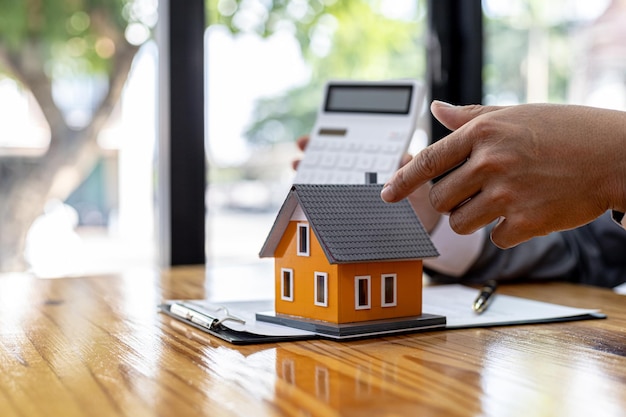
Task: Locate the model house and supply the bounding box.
[258,184,440,336]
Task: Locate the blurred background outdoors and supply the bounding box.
[0,0,624,278]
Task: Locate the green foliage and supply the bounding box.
[207,0,427,145]
[0,0,151,77]
[483,16,529,102]
[0,0,28,49]
[483,0,586,104]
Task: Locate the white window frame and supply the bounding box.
[314,272,328,307]
[281,268,294,301]
[296,223,310,256]
[381,274,397,307]
[282,359,295,385]
[354,275,371,310]
[315,366,330,401]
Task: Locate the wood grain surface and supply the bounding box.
[0,266,624,417]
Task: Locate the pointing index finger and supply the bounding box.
[381,135,472,203]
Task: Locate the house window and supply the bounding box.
[381,274,397,307]
[281,268,294,301]
[297,223,310,256]
[314,272,328,307]
[282,359,295,385]
[315,366,329,402]
[354,275,371,310]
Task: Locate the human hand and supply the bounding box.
[381,101,626,248]
[292,135,441,232]
[292,135,309,171]
[399,155,440,233]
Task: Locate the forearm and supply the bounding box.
[425,222,577,285]
[426,212,626,288]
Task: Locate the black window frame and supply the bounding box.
[157,0,206,266]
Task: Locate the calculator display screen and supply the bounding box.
[324,84,413,114]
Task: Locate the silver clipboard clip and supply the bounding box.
[169,302,246,330]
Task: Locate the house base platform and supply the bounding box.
[255,311,447,340]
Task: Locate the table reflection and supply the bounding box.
[480,327,626,417]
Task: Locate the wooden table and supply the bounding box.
[1,265,625,417]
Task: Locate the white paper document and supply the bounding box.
[422,284,604,328]
[161,284,605,344]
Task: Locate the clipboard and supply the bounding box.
[158,299,446,344]
[158,300,315,344]
[159,285,606,345]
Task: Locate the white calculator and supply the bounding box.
[293,79,424,185]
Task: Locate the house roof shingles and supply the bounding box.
[259,184,439,264]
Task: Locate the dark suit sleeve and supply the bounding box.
[425,211,626,288]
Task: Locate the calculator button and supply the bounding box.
[338,153,357,168]
[309,140,326,150]
[364,143,381,153]
[348,172,367,183]
[356,155,374,170]
[312,171,331,183]
[346,141,362,152]
[374,155,395,171]
[328,141,346,152]
[381,143,403,154]
[302,153,321,166]
[330,172,350,183]
[294,170,313,183]
[320,153,339,167]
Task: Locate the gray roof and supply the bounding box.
[259,184,439,264]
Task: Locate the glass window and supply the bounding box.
[314,272,328,307]
[355,275,371,310]
[281,268,294,301]
[483,0,623,109]
[205,0,429,277]
[381,273,397,307]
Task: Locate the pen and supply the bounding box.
[472,280,498,314]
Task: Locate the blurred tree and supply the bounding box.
[0,0,153,271]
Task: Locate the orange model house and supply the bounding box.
[258,184,445,339]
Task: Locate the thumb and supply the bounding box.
[431,101,504,131]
